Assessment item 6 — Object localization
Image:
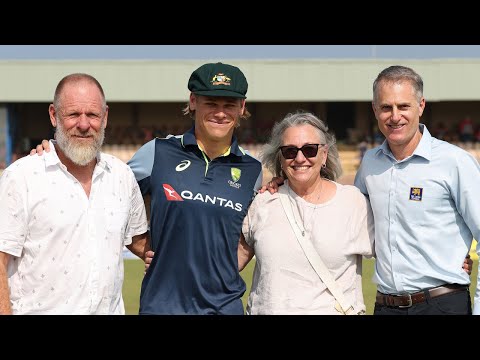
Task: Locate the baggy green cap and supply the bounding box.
[188,62,248,99]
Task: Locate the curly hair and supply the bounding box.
[261,111,342,181]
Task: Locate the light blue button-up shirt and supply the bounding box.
[354,124,480,314]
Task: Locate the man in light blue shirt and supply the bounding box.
[355,65,480,315]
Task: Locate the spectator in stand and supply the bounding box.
[475,125,480,146]
[459,115,475,147]
[372,125,384,146]
[357,135,370,166]
[432,121,448,141]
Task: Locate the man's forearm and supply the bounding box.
[238,235,254,272]
[126,232,149,261]
[0,253,12,314]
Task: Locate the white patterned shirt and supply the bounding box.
[0,141,148,314]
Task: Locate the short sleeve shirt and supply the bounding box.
[0,142,148,314]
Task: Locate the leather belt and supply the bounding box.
[376,284,468,308]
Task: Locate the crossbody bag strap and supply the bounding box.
[279,189,355,314]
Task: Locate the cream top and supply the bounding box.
[242,180,374,315]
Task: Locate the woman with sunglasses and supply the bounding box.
[238,111,375,315]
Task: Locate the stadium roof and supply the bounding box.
[1,58,480,102]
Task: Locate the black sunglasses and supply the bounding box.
[279,143,325,159]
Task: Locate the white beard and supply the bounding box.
[55,120,105,166]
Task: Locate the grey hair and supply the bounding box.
[260,111,342,181]
[373,65,424,105]
[53,73,107,114]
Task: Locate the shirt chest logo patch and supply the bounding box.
[231,168,241,182]
[409,187,423,201]
[228,168,242,189]
[175,160,191,172]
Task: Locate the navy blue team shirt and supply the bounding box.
[128,127,262,314]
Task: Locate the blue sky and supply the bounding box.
[1,45,480,60]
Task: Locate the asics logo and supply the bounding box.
[175,160,191,172]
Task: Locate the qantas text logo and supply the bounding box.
[162,183,242,211]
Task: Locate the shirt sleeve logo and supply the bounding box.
[163,184,184,201]
[409,187,423,201]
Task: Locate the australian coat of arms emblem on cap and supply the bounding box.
[211,73,231,86]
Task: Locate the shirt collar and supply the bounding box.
[412,124,432,161]
[375,123,432,161]
[180,126,245,157]
[44,140,61,168]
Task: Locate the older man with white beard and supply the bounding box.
[0,73,149,315]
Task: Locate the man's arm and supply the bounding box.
[144,235,255,273]
[0,252,12,314]
[126,232,150,261]
[463,255,472,275]
[144,250,154,273]
[475,249,480,315]
[450,152,480,314]
[260,176,284,194]
[238,234,254,272]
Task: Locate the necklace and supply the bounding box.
[286,180,324,237]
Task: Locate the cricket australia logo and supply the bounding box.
[228,167,242,189]
[409,187,423,201]
[175,160,191,172]
[211,73,231,86]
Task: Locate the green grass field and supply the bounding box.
[123,258,479,315]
